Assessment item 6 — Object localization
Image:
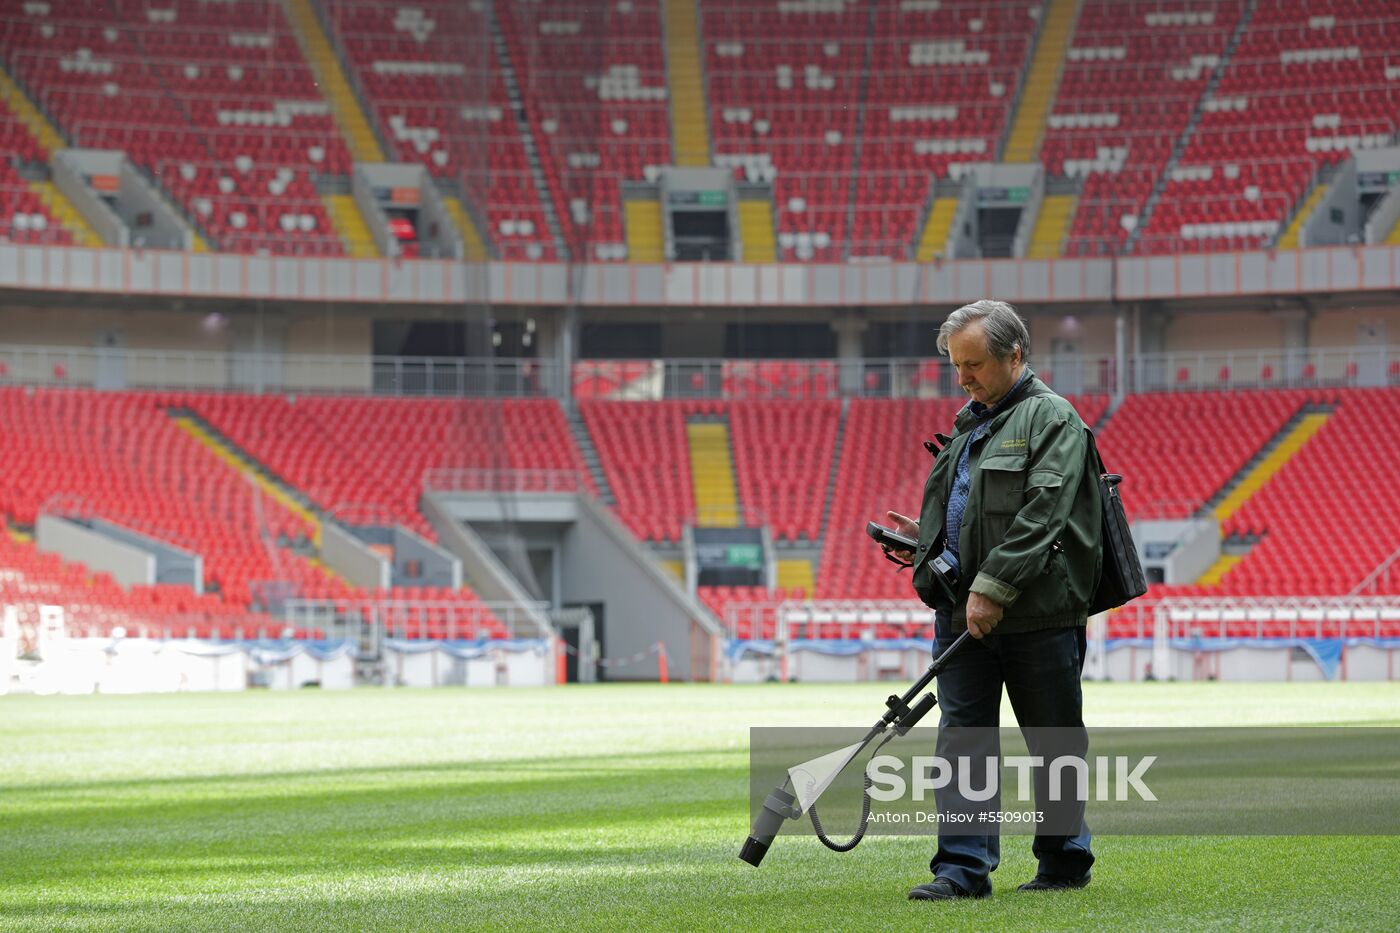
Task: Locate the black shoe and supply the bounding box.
[908,877,992,901]
[1017,872,1091,892]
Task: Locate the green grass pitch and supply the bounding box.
[2,682,1399,931]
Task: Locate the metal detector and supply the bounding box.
[738,630,972,867]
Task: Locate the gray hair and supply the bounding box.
[936,299,1030,361]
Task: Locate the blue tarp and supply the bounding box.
[725,638,931,663]
[215,639,359,664]
[1105,637,1400,680]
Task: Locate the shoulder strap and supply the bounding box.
[1084,427,1108,475]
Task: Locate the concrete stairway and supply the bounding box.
[737,198,777,262]
[913,196,959,262]
[1001,0,1079,163]
[443,194,490,261]
[566,406,616,507]
[1209,411,1330,524]
[776,558,814,594]
[625,198,665,262]
[1275,183,1329,250]
[1188,404,1330,587]
[322,193,380,257]
[662,0,711,166]
[283,0,386,164]
[1026,194,1076,258]
[30,180,102,247]
[686,420,739,527]
[168,408,327,546]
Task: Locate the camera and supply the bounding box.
[914,544,960,611]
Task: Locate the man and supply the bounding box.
[881,299,1100,902]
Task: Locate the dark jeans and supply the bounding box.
[929,615,1094,891]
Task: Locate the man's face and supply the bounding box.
[948,322,1023,406]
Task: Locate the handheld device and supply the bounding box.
[865,521,917,552]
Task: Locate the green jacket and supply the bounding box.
[910,369,1102,634]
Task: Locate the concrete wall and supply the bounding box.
[1166,311,1285,352]
[1135,518,1221,585]
[1365,185,1400,244]
[51,150,127,247]
[352,164,398,258]
[426,490,721,679]
[1302,160,1358,248]
[417,179,463,261]
[558,495,721,681]
[421,492,555,637]
[117,159,191,251]
[89,518,202,591]
[0,306,235,350]
[36,514,155,589]
[1312,308,1391,348]
[1029,313,1117,360]
[321,521,390,590]
[393,526,460,589]
[8,240,1400,306]
[285,313,372,357]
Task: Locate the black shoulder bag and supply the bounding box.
[1086,430,1148,615]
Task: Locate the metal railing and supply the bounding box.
[1351,546,1400,597]
[284,598,553,641]
[0,343,558,397]
[423,468,584,495]
[575,348,1400,400]
[0,343,1396,399]
[722,600,938,642]
[1153,596,1400,641]
[720,596,1400,644]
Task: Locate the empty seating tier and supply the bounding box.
[1,0,352,255]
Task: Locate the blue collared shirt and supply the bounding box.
[943,368,1031,565]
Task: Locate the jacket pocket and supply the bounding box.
[977,451,1027,515]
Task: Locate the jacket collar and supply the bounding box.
[952,367,1050,435]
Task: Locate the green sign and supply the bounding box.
[978,186,1030,204]
[725,544,762,568]
[669,189,727,207]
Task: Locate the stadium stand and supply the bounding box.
[0,155,66,245]
[0,388,331,609]
[696,585,792,640]
[1093,389,1304,522]
[1052,0,1246,257]
[1188,388,1400,597]
[189,395,593,539]
[0,80,69,244]
[1138,0,1400,254]
[580,400,698,542]
[855,0,1037,258]
[495,0,671,261]
[317,0,560,260]
[721,360,838,399]
[0,0,350,255]
[813,394,1107,601]
[0,378,1395,644]
[728,400,838,543]
[701,0,865,262]
[2,0,1398,259]
[0,388,516,638]
[0,531,287,639]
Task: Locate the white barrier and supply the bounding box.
[248,642,357,690]
[18,638,247,694]
[381,638,553,688]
